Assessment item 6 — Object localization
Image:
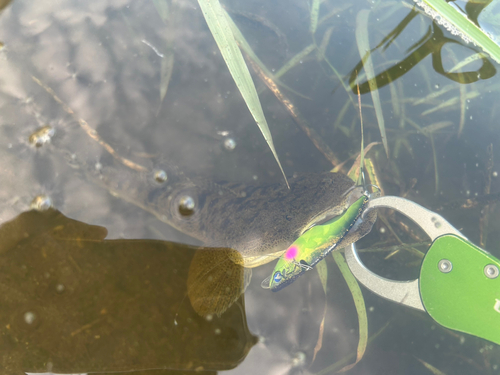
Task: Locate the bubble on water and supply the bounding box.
[28,125,55,147]
[224,138,236,151]
[434,84,440,89]
[30,195,53,211]
[178,195,195,216]
[291,352,306,367]
[154,169,167,183]
[56,284,65,293]
[413,0,473,46]
[493,171,498,177]
[24,311,36,325]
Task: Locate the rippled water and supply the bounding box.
[1,0,500,373]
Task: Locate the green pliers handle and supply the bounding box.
[345,196,500,345]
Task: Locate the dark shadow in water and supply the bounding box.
[349,8,497,94]
[0,208,256,374]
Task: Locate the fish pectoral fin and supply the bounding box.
[243,268,252,293]
[260,275,272,289]
[187,248,246,317]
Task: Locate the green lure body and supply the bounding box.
[262,194,369,291]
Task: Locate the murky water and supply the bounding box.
[0,0,500,373]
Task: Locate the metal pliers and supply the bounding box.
[345,196,500,345]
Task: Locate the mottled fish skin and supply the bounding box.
[69,154,356,264]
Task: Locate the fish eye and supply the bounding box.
[178,195,196,216]
[273,271,283,283]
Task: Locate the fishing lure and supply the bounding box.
[261,193,369,291]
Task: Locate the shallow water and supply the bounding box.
[0,0,500,373]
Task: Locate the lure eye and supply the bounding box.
[273,271,283,283]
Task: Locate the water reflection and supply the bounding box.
[0,208,256,373]
[350,8,496,93]
[0,0,500,373]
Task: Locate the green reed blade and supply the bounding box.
[414,0,500,63]
[312,260,328,364]
[152,0,170,24]
[356,10,389,157]
[274,44,316,80]
[416,357,447,375]
[310,0,321,34]
[160,50,174,105]
[332,251,368,372]
[224,9,311,100]
[197,0,289,187]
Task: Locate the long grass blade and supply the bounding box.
[248,58,342,167]
[197,0,289,187]
[357,78,365,186]
[312,260,328,364]
[345,142,380,180]
[274,44,316,79]
[356,10,389,157]
[332,251,368,373]
[224,9,311,100]
[416,358,447,375]
[310,0,321,34]
[315,321,389,375]
[458,82,466,135]
[152,0,170,23]
[316,26,335,60]
[429,132,439,195]
[159,50,175,107]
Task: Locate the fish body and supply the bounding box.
[69,154,358,267]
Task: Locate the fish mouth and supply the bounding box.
[300,186,364,235]
[300,207,345,235]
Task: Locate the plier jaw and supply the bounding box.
[345,196,465,312]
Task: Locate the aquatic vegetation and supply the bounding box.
[196,0,288,187]
[414,0,500,63]
[2,0,500,372]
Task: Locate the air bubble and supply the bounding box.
[413,0,474,46]
[28,125,55,147]
[24,311,36,324]
[224,138,236,151]
[154,169,167,183]
[30,195,53,211]
[291,352,306,367]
